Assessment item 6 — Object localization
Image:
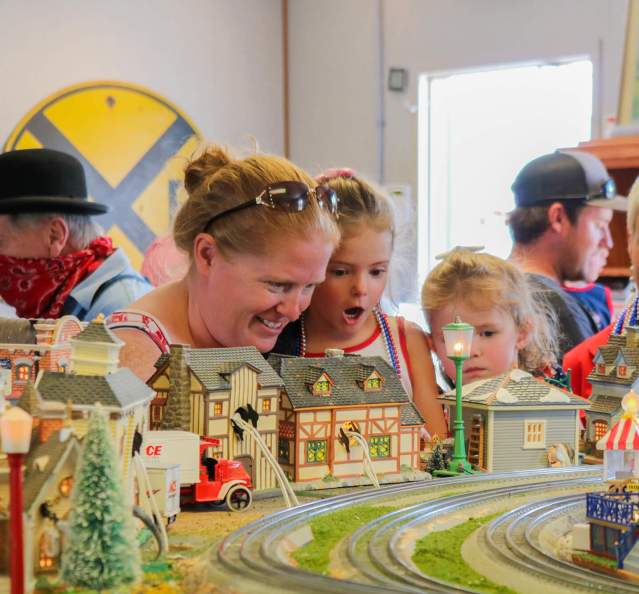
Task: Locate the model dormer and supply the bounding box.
[357,364,384,392]
[593,351,609,376]
[614,351,634,379]
[305,367,333,396]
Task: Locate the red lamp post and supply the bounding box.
[1,405,33,594]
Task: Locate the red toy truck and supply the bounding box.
[141,430,252,511]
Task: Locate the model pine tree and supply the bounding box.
[160,344,192,431]
[427,443,446,474]
[61,407,140,591]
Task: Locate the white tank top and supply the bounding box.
[305,315,414,397]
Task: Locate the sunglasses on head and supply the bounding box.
[204,180,339,230]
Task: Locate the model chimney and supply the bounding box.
[325,348,345,358]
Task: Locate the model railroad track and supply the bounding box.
[216,466,603,594]
[347,476,601,593]
[483,494,638,593]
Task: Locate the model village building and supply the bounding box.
[33,320,154,479]
[0,319,154,589]
[0,316,83,402]
[586,326,639,452]
[440,369,589,472]
[147,345,284,491]
[268,353,423,483]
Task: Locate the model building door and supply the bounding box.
[468,414,486,470]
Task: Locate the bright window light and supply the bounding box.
[417,59,593,291]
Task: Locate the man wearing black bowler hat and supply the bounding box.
[508,149,627,359]
[0,148,151,320]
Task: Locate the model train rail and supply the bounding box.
[215,466,609,594]
[483,495,638,593]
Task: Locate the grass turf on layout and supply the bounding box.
[412,513,517,594]
[292,504,397,574]
[573,550,618,570]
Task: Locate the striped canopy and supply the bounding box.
[597,416,639,450]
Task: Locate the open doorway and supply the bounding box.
[416,58,593,286]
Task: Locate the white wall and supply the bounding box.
[289,0,628,193]
[0,0,284,153]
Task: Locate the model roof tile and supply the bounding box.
[155,346,284,391]
[440,369,588,408]
[37,368,153,409]
[268,354,410,409]
[400,402,424,426]
[588,394,622,414]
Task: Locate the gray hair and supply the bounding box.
[9,213,102,249]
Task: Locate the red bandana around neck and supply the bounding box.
[0,236,115,319]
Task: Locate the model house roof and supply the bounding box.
[589,394,622,415]
[269,354,423,426]
[440,369,589,408]
[0,317,36,344]
[72,319,123,345]
[597,415,639,451]
[588,334,639,385]
[36,368,154,410]
[154,345,284,391]
[23,430,79,512]
[400,402,424,426]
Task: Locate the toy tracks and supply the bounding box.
[216,467,609,593]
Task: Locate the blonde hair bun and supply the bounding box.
[184,145,231,195]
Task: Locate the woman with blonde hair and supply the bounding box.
[422,248,558,386]
[108,144,340,381]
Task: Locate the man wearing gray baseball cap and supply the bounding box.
[508,149,626,359]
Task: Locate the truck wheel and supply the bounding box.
[226,485,252,512]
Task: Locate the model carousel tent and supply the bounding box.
[597,391,639,480]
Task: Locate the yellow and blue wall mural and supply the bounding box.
[3,81,201,269]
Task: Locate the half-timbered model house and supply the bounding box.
[268,353,423,483]
[440,369,589,471]
[147,345,284,491]
[33,319,154,480]
[584,327,639,455]
[0,315,83,401]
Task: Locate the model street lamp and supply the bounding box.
[1,405,33,594]
[443,317,474,474]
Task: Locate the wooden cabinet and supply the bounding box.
[576,135,639,279]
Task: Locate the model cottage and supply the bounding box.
[0,315,83,401]
[147,345,284,491]
[268,352,423,483]
[34,319,154,479]
[440,369,589,471]
[585,326,639,453]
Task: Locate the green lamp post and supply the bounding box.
[442,317,474,474]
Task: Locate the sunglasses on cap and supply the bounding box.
[586,178,616,201]
[204,180,338,230]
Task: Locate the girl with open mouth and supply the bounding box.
[273,169,448,440]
